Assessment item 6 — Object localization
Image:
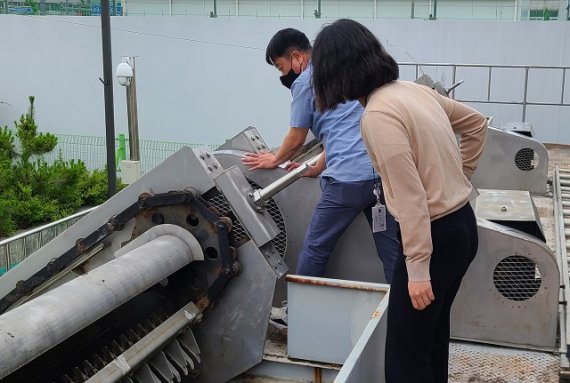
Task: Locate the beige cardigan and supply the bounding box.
[361,81,487,282]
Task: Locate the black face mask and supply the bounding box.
[280,69,299,89]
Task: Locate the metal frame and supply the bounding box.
[400,62,570,122]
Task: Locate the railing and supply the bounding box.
[399,62,570,126]
[0,207,97,276]
[2,0,569,20]
[44,134,220,173]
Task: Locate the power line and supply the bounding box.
[25,15,264,51]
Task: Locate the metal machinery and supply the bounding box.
[0,119,560,382]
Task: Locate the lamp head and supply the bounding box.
[116,62,134,86]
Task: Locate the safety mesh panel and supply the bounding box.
[205,180,287,257]
[493,255,541,301]
[514,148,539,171]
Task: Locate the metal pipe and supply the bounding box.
[0,225,203,379]
[522,66,529,122]
[251,155,320,209]
[562,68,566,105]
[487,66,492,102]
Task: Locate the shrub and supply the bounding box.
[0,97,121,237]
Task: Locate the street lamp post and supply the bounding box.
[116,56,141,184]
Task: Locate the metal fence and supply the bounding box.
[44,134,220,174]
[398,62,570,127]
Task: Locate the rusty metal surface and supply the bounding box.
[448,342,559,383]
[285,275,389,293]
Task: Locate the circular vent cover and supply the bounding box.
[493,255,541,301]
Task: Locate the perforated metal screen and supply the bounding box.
[514,148,539,171]
[493,255,542,301]
[206,180,287,257]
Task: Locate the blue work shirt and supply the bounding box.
[289,63,374,182]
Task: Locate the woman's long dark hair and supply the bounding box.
[312,19,399,111]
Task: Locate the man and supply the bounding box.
[242,28,400,330]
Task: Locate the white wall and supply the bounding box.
[0,15,569,147]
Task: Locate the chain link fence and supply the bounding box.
[43,134,220,174]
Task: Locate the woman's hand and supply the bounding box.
[408,281,435,310]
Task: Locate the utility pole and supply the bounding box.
[100,0,117,196]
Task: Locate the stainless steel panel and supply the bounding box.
[216,126,270,153]
[471,126,549,195]
[213,166,280,247]
[476,189,540,221]
[193,240,278,383]
[451,218,559,350]
[287,275,388,365]
[335,295,389,383]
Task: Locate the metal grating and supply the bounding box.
[205,180,287,257]
[448,342,559,382]
[493,255,541,301]
[207,193,249,244]
[514,147,539,171]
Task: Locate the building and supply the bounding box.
[2,0,569,20]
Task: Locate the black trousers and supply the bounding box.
[385,203,478,383]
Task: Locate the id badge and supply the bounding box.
[372,204,387,233]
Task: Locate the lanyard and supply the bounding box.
[372,168,385,206]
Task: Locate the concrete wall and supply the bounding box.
[0,15,569,148]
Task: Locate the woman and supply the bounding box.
[311,19,487,383]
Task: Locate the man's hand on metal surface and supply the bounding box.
[241,152,278,171]
[408,281,435,310]
[284,162,301,171]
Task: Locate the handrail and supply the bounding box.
[399,62,570,125]
[0,206,98,247]
[0,206,98,275]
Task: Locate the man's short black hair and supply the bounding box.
[312,19,399,111]
[265,28,312,65]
